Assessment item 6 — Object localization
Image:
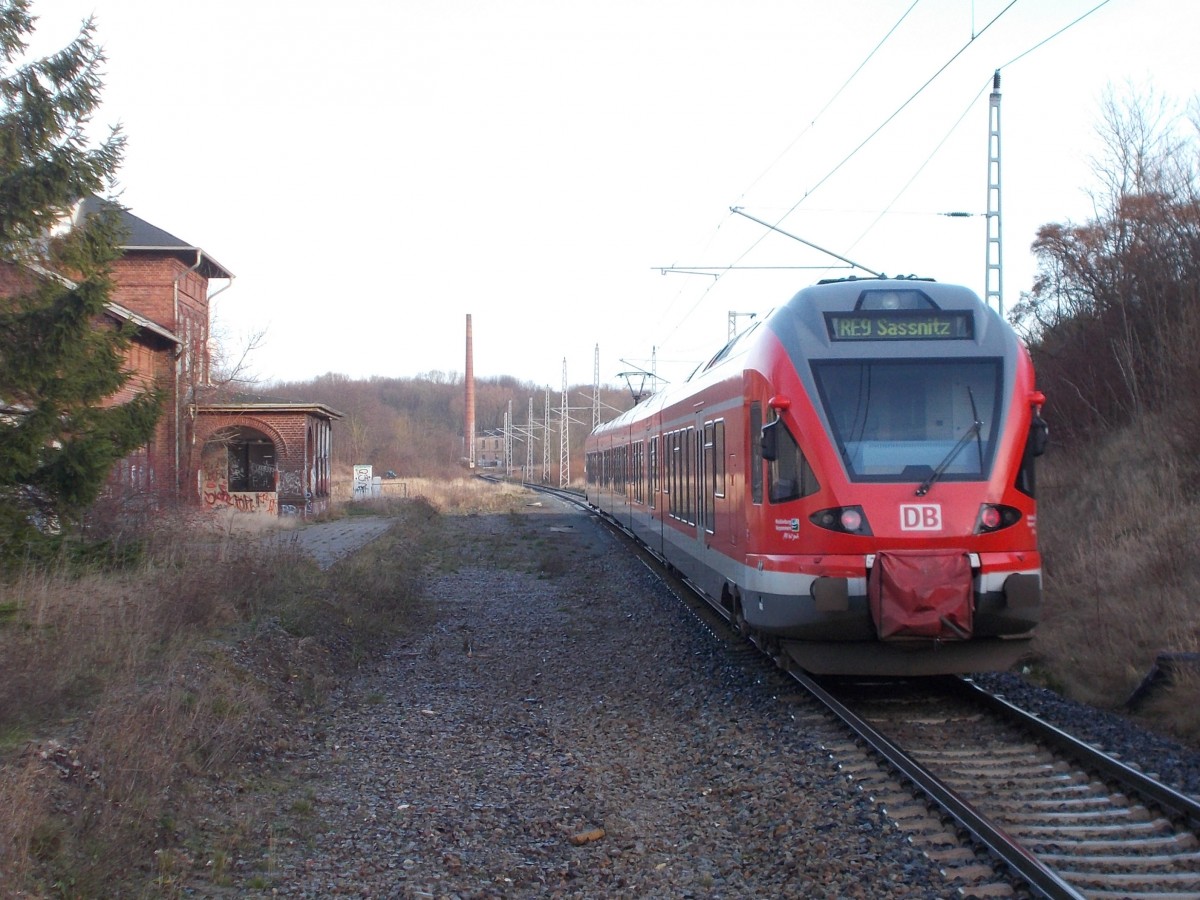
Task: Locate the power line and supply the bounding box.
[655,264,849,277]
[736,0,922,201]
[650,0,1111,374]
[817,1,1118,267]
[999,0,1115,71]
[760,0,1020,241]
[652,2,925,352]
[841,80,992,258]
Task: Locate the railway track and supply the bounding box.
[808,674,1200,899]
[509,478,1200,898]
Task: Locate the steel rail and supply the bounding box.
[790,669,1087,900]
[953,675,1200,830]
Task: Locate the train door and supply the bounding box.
[701,416,730,548]
[648,427,664,557]
[691,412,708,572]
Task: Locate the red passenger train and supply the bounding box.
[585,277,1047,676]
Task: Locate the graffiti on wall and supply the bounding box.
[202,488,278,515]
[279,470,303,496]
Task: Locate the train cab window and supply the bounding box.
[765,417,820,504]
[812,359,1002,484]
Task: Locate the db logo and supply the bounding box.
[900,504,942,531]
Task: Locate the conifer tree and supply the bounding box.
[0,1,161,555]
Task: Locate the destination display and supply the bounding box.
[825,310,974,342]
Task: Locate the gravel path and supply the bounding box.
[277,516,395,570]
[227,498,954,898]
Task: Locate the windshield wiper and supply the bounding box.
[916,388,983,497]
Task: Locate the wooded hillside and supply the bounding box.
[263,371,635,479]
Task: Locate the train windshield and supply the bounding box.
[811,359,1002,483]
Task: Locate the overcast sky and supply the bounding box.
[31,0,1200,392]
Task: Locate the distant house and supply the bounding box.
[475,428,505,468]
[72,198,341,517]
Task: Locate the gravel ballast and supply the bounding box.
[228,497,956,898]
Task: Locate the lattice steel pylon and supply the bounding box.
[728,311,756,341]
[504,400,513,478]
[985,70,1003,317]
[592,344,600,431]
[543,387,551,484]
[525,397,534,483]
[559,359,570,487]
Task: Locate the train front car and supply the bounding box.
[747,278,1047,676]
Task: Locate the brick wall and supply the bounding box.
[109,254,210,398]
[104,324,175,494]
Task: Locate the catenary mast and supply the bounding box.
[985,70,1003,316]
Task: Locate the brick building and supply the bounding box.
[475,428,506,468]
[75,198,340,517]
[194,401,338,517]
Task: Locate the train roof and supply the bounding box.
[593,277,1013,435]
[767,276,1008,360]
[791,275,982,309]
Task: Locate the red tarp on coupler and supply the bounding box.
[868,550,973,641]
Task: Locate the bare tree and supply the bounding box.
[1016,84,1200,446]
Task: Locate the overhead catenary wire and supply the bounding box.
[652,0,1120,375]
[735,0,923,202]
[651,2,923,351]
[841,79,993,259]
[840,0,1117,262]
[998,0,1115,71]
[746,0,1021,253]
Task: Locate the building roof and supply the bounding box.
[75,197,235,280]
[197,401,344,421]
[104,301,181,345]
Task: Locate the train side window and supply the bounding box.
[667,430,677,519]
[714,420,726,499]
[684,426,695,526]
[633,440,643,503]
[1015,413,1049,497]
[750,402,763,504]
[767,417,820,503]
[648,436,657,509]
[702,422,715,533]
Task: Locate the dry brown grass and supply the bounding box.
[330,474,537,517]
[0,493,440,895]
[1033,415,1200,739]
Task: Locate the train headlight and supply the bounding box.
[976,503,1021,533]
[810,506,872,535]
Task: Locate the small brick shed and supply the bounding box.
[194,401,341,517]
